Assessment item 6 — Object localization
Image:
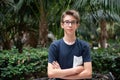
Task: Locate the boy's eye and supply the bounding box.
[65,21,70,24]
[63,20,78,25]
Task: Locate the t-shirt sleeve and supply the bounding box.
[82,42,91,62]
[48,42,59,63]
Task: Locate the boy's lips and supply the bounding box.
[67,29,73,31]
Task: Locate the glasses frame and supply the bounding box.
[63,20,78,26]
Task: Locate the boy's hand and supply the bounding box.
[52,61,61,69]
[74,66,84,74]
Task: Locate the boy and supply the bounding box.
[47,10,92,80]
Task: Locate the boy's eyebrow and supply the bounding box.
[63,20,77,22]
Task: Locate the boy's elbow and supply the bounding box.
[86,71,92,78]
[88,72,92,78]
[48,73,53,78]
[47,72,55,78]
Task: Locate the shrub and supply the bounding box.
[0,47,48,80]
[91,48,120,79]
[0,46,120,80]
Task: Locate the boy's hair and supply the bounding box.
[61,10,80,23]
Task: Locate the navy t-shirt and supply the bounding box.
[48,38,91,79]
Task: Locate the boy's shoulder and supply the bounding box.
[77,38,89,46]
[51,39,63,46]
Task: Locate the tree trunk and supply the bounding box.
[38,0,48,47]
[99,19,108,48]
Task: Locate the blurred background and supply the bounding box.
[0,0,120,80]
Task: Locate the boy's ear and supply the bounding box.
[77,23,80,28]
[61,22,64,28]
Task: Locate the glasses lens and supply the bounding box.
[63,20,77,25]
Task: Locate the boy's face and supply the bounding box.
[61,15,79,34]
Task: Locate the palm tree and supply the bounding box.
[0,0,15,50]
[0,0,39,52]
[30,0,74,46]
[71,0,120,48]
[0,0,74,49]
[1,0,120,49]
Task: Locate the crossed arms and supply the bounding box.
[47,61,92,79]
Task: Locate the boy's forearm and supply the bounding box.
[55,68,77,78]
[48,66,83,78]
[61,66,83,77]
[62,69,92,79]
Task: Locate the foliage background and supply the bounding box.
[0,46,120,80]
[0,0,120,80]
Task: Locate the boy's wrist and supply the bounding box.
[74,66,84,74]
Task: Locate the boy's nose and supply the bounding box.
[68,23,72,27]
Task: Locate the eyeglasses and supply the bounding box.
[63,20,78,26]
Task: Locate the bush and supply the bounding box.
[91,48,120,79]
[0,48,48,80]
[0,46,120,80]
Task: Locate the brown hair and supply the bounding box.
[61,10,80,23]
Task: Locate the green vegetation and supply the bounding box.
[0,0,120,80]
[0,48,48,80]
[0,44,120,80]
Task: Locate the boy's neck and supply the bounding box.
[63,35,76,45]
